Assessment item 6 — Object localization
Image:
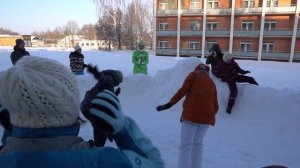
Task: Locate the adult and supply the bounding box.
[0,56,164,168]
[215,53,259,114]
[156,63,219,168]
[132,41,149,75]
[10,39,30,65]
[69,45,85,75]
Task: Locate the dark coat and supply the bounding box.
[215,59,248,82]
[69,51,85,72]
[10,46,30,65]
[206,52,223,77]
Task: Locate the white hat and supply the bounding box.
[74,45,81,51]
[0,56,80,128]
[223,53,233,63]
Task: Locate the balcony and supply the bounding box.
[206,8,231,15]
[156,48,177,56]
[233,29,260,37]
[181,29,202,36]
[235,7,262,15]
[156,29,177,36]
[232,50,258,59]
[263,29,293,37]
[261,51,290,60]
[265,5,296,14]
[206,29,230,37]
[297,29,300,37]
[181,8,203,15]
[180,49,202,56]
[294,52,300,61]
[157,10,178,16]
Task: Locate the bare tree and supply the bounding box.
[80,24,97,40]
[122,0,153,50]
[94,0,125,50]
[0,27,19,35]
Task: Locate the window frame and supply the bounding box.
[241,21,254,30]
[159,22,169,31]
[189,41,200,50]
[262,42,274,52]
[207,22,218,30]
[240,41,252,52]
[206,41,217,50]
[190,21,200,31]
[207,0,219,9]
[159,40,169,49]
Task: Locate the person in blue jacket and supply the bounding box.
[0,56,164,168]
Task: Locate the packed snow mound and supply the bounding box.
[116,57,300,167]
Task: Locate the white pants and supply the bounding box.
[177,121,210,168]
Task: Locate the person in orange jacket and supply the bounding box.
[156,63,219,168]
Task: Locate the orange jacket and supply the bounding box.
[169,64,219,126]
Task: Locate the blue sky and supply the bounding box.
[0,0,98,34]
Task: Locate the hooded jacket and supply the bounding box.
[169,64,219,126]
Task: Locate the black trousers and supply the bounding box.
[226,75,258,111]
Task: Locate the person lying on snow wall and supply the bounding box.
[214,53,259,114]
[0,56,164,168]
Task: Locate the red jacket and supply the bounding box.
[169,64,219,126]
[215,59,247,82]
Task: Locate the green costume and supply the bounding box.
[132,48,149,75]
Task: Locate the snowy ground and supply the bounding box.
[0,47,300,168]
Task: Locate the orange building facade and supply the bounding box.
[153,0,300,62]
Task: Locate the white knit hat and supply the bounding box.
[223,53,233,63]
[0,56,80,128]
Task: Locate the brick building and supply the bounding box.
[153,0,300,62]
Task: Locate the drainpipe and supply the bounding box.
[177,0,181,57]
[229,0,236,54]
[258,0,266,61]
[290,0,300,62]
[201,0,207,58]
[153,0,157,55]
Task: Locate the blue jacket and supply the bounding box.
[0,117,164,168]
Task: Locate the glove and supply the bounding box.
[114,87,121,96]
[86,64,101,79]
[0,105,12,131]
[156,102,173,111]
[244,70,251,74]
[89,90,125,135]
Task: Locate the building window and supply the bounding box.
[262,43,274,52]
[189,41,200,50]
[207,0,218,9]
[190,0,200,9]
[91,43,94,46]
[86,43,89,46]
[267,0,278,7]
[159,2,169,10]
[76,43,79,46]
[240,42,252,52]
[159,41,169,49]
[207,22,217,30]
[243,0,255,8]
[264,21,276,31]
[81,43,84,46]
[241,21,253,30]
[159,22,168,30]
[190,21,200,31]
[206,41,217,50]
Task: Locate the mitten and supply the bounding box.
[156,102,173,111]
[89,90,125,135]
[115,87,121,96]
[0,105,12,131]
[86,64,101,79]
[244,70,251,74]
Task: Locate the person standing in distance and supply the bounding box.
[10,39,30,65]
[132,41,149,75]
[69,45,86,75]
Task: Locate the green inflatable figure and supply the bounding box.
[132,41,149,75]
